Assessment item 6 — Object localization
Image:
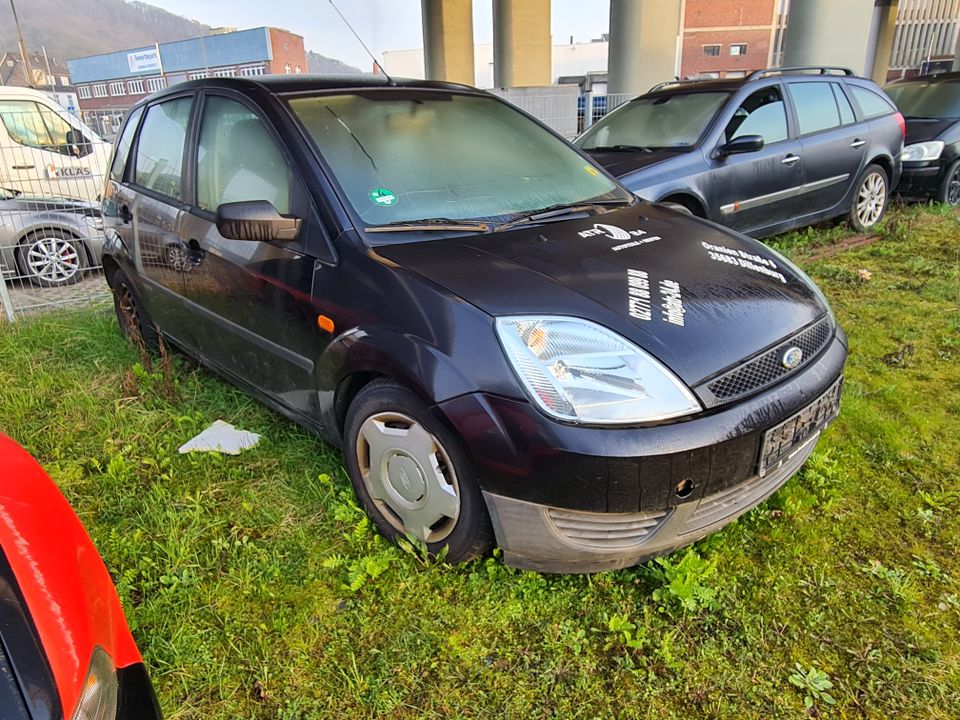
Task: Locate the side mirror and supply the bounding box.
[215,200,301,242]
[717,134,765,158]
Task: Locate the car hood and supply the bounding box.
[904,117,957,144]
[582,148,686,177]
[376,203,829,385]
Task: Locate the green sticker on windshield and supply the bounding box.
[369,187,398,207]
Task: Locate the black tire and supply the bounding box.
[343,379,493,563]
[109,269,159,349]
[16,229,88,288]
[938,159,960,207]
[848,164,890,233]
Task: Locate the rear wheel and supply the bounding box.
[110,270,158,349]
[849,164,889,232]
[17,230,87,288]
[344,379,493,562]
[938,159,960,207]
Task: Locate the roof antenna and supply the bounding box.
[327,0,394,84]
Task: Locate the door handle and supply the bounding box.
[851,139,866,149]
[120,204,132,224]
[186,238,205,266]
[782,154,800,165]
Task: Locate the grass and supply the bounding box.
[1,203,959,719]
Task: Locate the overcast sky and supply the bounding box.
[148,0,611,70]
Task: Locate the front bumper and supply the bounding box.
[895,161,944,199]
[438,327,846,572]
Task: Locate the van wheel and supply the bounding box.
[17,230,87,287]
[110,270,158,349]
[849,164,889,232]
[344,379,493,563]
[939,159,960,207]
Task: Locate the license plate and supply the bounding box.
[758,376,843,476]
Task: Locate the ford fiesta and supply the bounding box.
[100,76,846,573]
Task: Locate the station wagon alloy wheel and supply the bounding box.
[357,412,461,544]
[850,165,889,232]
[20,231,85,287]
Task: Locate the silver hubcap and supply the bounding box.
[26,237,80,283]
[357,412,460,543]
[856,172,886,227]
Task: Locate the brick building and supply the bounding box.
[0,49,79,111]
[67,27,307,114]
[680,0,787,79]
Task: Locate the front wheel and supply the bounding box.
[17,230,87,287]
[343,379,493,562]
[849,164,889,232]
[110,269,158,349]
[938,159,960,207]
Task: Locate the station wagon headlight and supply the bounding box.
[495,316,701,424]
[901,140,944,162]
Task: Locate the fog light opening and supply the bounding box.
[676,478,694,499]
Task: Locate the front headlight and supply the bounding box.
[902,140,944,162]
[72,648,118,720]
[495,316,701,424]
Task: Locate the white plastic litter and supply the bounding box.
[178,420,261,455]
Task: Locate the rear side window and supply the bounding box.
[850,86,893,119]
[832,84,856,125]
[725,87,789,145]
[789,82,842,135]
[196,96,291,214]
[134,97,193,200]
[109,106,143,182]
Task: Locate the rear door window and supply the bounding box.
[134,97,193,200]
[110,106,143,182]
[724,86,789,144]
[832,84,856,125]
[788,82,842,135]
[850,86,894,119]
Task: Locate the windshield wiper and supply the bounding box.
[364,218,492,233]
[495,198,633,232]
[586,144,655,153]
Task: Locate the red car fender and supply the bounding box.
[0,433,142,716]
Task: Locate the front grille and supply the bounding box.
[546,507,670,549]
[698,317,832,407]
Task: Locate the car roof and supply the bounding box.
[644,67,871,99]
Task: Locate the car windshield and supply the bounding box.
[576,92,730,151]
[286,91,625,228]
[886,81,960,118]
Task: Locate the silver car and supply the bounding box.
[0,189,104,287]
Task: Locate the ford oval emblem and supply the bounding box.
[782,346,803,370]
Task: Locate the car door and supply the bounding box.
[785,80,866,216]
[125,95,197,339]
[178,92,320,417]
[704,84,805,234]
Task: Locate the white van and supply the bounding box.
[0,87,112,202]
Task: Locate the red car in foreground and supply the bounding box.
[0,434,161,720]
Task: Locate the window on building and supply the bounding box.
[146,76,166,92]
[295,65,302,74]
[109,82,126,96]
[59,75,69,86]
[703,45,721,57]
[213,68,235,78]
[189,71,209,80]
[78,86,92,99]
[725,87,788,145]
[92,83,108,98]
[730,44,748,56]
[134,96,193,199]
[699,72,721,79]
[725,71,747,79]
[196,96,291,214]
[788,82,843,135]
[45,74,55,86]
[284,63,292,74]
[237,65,265,77]
[128,79,145,94]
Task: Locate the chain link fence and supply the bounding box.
[0,104,112,323]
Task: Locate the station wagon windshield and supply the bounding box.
[287,91,625,228]
[576,92,730,151]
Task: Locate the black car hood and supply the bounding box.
[583,148,686,177]
[376,204,828,385]
[904,117,957,144]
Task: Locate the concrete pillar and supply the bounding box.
[421,0,475,85]
[953,25,960,71]
[607,0,682,97]
[493,0,551,88]
[782,0,876,76]
[866,1,899,84]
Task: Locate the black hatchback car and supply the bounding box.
[101,76,846,573]
[576,67,904,238]
[886,72,960,206]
